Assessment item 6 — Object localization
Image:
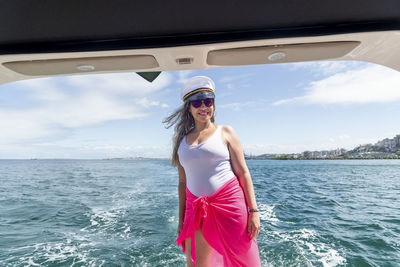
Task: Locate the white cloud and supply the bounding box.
[326,135,359,149]
[329,135,351,143]
[274,65,400,105]
[0,72,172,145]
[219,101,256,111]
[17,72,171,97]
[136,97,168,109]
[218,73,254,92]
[286,60,367,76]
[218,73,254,84]
[176,70,194,84]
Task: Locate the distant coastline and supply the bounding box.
[105,134,400,161]
[6,134,400,161]
[104,157,169,161]
[245,154,400,160]
[245,134,400,160]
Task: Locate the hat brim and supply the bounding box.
[185,91,215,101]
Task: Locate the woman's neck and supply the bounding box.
[193,121,215,132]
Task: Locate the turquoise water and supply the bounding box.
[0,159,399,266]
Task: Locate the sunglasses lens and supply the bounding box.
[191,98,213,108]
[204,99,213,107]
[191,101,202,108]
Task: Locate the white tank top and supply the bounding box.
[178,125,236,197]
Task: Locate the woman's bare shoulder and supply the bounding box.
[221,125,236,135]
[221,125,239,144]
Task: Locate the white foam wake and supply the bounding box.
[271,228,346,267]
[258,203,280,225]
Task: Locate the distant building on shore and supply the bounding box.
[353,134,400,153]
[245,134,400,160]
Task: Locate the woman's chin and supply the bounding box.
[194,116,211,122]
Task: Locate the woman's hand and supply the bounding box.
[248,212,260,241]
[177,221,183,235]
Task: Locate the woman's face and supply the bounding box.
[189,98,214,123]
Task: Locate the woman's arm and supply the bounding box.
[177,159,187,235]
[222,125,260,241]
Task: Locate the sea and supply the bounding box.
[0,159,399,267]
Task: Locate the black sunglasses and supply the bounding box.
[190,98,214,108]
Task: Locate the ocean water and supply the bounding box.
[0,159,399,267]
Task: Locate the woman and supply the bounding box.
[163,76,261,267]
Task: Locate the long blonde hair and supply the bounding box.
[163,101,215,167]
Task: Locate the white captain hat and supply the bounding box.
[181,76,215,102]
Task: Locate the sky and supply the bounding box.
[1,60,400,159]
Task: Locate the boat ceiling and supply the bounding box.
[1,0,400,54]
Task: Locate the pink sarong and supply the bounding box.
[176,177,261,267]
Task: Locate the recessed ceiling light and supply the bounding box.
[76,64,95,71]
[268,51,286,61]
